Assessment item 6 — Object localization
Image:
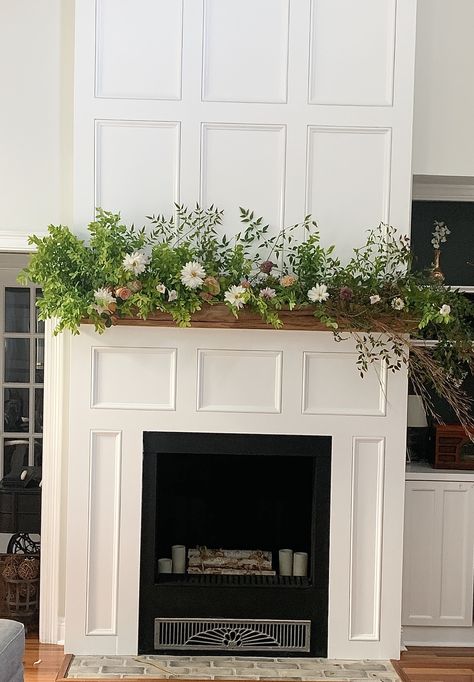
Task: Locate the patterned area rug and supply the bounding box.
[62,655,402,681]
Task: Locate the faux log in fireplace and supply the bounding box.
[139,432,331,656]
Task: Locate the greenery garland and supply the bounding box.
[19,206,474,430]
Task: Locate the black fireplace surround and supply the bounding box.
[139,432,331,656]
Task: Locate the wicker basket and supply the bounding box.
[1,554,40,624]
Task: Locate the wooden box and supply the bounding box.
[434,425,474,469]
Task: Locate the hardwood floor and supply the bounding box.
[24,637,64,682]
[393,647,474,682]
[22,639,474,682]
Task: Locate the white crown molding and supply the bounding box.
[0,231,47,252]
[39,320,70,644]
[413,175,474,202]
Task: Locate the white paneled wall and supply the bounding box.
[66,0,418,660]
[74,0,417,246]
[65,327,408,659]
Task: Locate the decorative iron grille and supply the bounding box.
[154,618,311,652]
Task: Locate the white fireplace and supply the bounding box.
[63,324,407,659]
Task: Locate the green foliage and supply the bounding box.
[19,206,474,427]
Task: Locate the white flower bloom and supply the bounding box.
[180,261,206,289]
[391,297,405,311]
[168,289,178,302]
[259,287,276,299]
[439,304,451,317]
[224,285,247,309]
[308,284,329,303]
[122,251,149,275]
[432,221,450,249]
[156,283,166,294]
[370,294,381,305]
[93,287,116,314]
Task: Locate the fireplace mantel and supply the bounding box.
[64,324,408,660]
[83,304,418,333]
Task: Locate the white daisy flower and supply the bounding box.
[180,261,206,289]
[122,251,149,276]
[370,294,381,305]
[308,284,329,303]
[156,283,166,294]
[439,304,451,316]
[168,289,178,302]
[259,287,276,299]
[224,285,247,309]
[391,297,405,311]
[93,287,116,314]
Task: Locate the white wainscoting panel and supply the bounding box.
[200,124,286,236]
[349,437,385,641]
[202,0,289,103]
[92,347,176,410]
[309,0,396,105]
[306,127,392,261]
[95,0,183,100]
[439,487,473,622]
[85,430,122,635]
[197,349,282,413]
[302,352,386,416]
[95,121,180,223]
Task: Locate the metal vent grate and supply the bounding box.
[154,618,311,652]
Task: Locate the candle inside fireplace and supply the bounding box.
[293,551,308,577]
[279,548,293,576]
[172,545,186,573]
[158,557,172,573]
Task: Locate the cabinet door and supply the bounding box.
[402,481,474,627]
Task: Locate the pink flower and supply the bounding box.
[115,286,132,301]
[240,279,251,289]
[339,286,353,301]
[280,274,297,287]
[259,260,276,275]
[259,287,276,299]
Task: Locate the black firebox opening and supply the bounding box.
[140,432,331,656]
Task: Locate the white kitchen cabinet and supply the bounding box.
[402,470,474,627]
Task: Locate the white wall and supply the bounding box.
[0,1,74,237]
[412,0,474,177]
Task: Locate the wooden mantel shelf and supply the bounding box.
[83,305,418,333]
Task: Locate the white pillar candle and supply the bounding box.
[293,552,308,577]
[172,545,186,574]
[158,557,172,574]
[279,549,293,576]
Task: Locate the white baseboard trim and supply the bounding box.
[57,617,66,645]
[402,624,474,646]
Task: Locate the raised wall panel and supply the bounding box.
[439,487,473,623]
[309,0,396,105]
[95,0,183,100]
[202,0,289,103]
[200,124,286,238]
[306,127,391,262]
[197,349,282,413]
[402,484,439,624]
[95,121,180,225]
[349,438,385,641]
[85,430,122,635]
[302,352,386,416]
[92,347,176,410]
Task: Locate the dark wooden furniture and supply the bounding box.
[434,424,474,470]
[0,487,41,534]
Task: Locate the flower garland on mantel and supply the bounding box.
[19,206,474,430]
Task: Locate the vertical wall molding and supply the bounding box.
[349,437,385,641]
[85,430,122,635]
[39,320,69,643]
